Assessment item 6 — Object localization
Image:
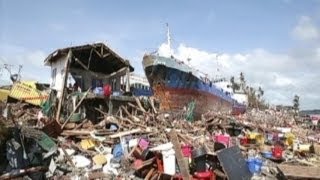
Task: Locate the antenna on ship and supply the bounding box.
[166,23,171,50]
[166,23,173,56]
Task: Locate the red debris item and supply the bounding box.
[133,159,144,169]
[193,171,216,180]
[214,135,230,147]
[103,84,112,97]
[181,145,192,157]
[240,137,248,145]
[272,145,283,159]
[156,154,164,172]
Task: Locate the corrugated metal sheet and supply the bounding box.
[9,82,48,106]
[0,89,10,101]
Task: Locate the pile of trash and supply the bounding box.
[0,99,320,179]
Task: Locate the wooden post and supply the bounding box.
[168,130,190,180]
[55,50,72,124]
[125,66,130,92]
[61,89,90,129]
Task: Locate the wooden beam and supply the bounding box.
[93,48,102,58]
[109,128,141,138]
[135,97,146,113]
[88,48,94,69]
[168,130,190,180]
[0,166,47,179]
[70,66,127,81]
[75,57,89,71]
[102,53,111,58]
[104,66,128,79]
[61,88,90,129]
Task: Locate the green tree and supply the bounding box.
[293,95,299,112]
[293,94,300,122]
[239,72,246,91]
[230,76,240,93]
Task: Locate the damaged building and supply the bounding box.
[43,43,135,124]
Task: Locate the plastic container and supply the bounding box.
[192,147,207,172]
[181,145,192,157]
[255,134,265,146]
[138,138,149,150]
[246,158,263,174]
[248,132,259,139]
[254,159,263,173]
[214,134,230,147]
[272,145,283,159]
[162,148,176,175]
[261,151,272,158]
[284,133,295,146]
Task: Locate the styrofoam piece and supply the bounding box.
[128,138,139,148]
[162,148,176,175]
[72,155,91,168]
[150,142,173,151]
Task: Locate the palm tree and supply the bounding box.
[239,72,246,91]
[230,76,240,93]
[293,94,300,123]
[256,86,264,109]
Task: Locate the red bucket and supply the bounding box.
[272,145,283,159]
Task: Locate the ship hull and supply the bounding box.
[152,84,232,116]
[143,55,243,118]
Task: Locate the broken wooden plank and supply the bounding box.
[109,128,141,138]
[61,130,93,136]
[88,172,112,179]
[61,88,90,129]
[0,166,48,180]
[135,97,146,113]
[149,97,157,114]
[75,57,89,71]
[168,130,190,180]
[278,164,320,179]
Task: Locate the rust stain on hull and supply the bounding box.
[153,84,232,118]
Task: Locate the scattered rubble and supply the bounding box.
[1,97,320,179]
[0,43,319,179]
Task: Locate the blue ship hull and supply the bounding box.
[143,54,246,117]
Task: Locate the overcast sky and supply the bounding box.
[0,0,319,110]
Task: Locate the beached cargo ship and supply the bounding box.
[142,27,246,117]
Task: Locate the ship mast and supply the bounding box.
[166,23,172,55]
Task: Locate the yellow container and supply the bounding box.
[255,134,265,146]
[80,139,96,150]
[0,89,10,102]
[247,132,259,139]
[285,133,295,146]
[9,81,48,106]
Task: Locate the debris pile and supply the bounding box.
[0,43,319,179]
[0,97,320,180]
